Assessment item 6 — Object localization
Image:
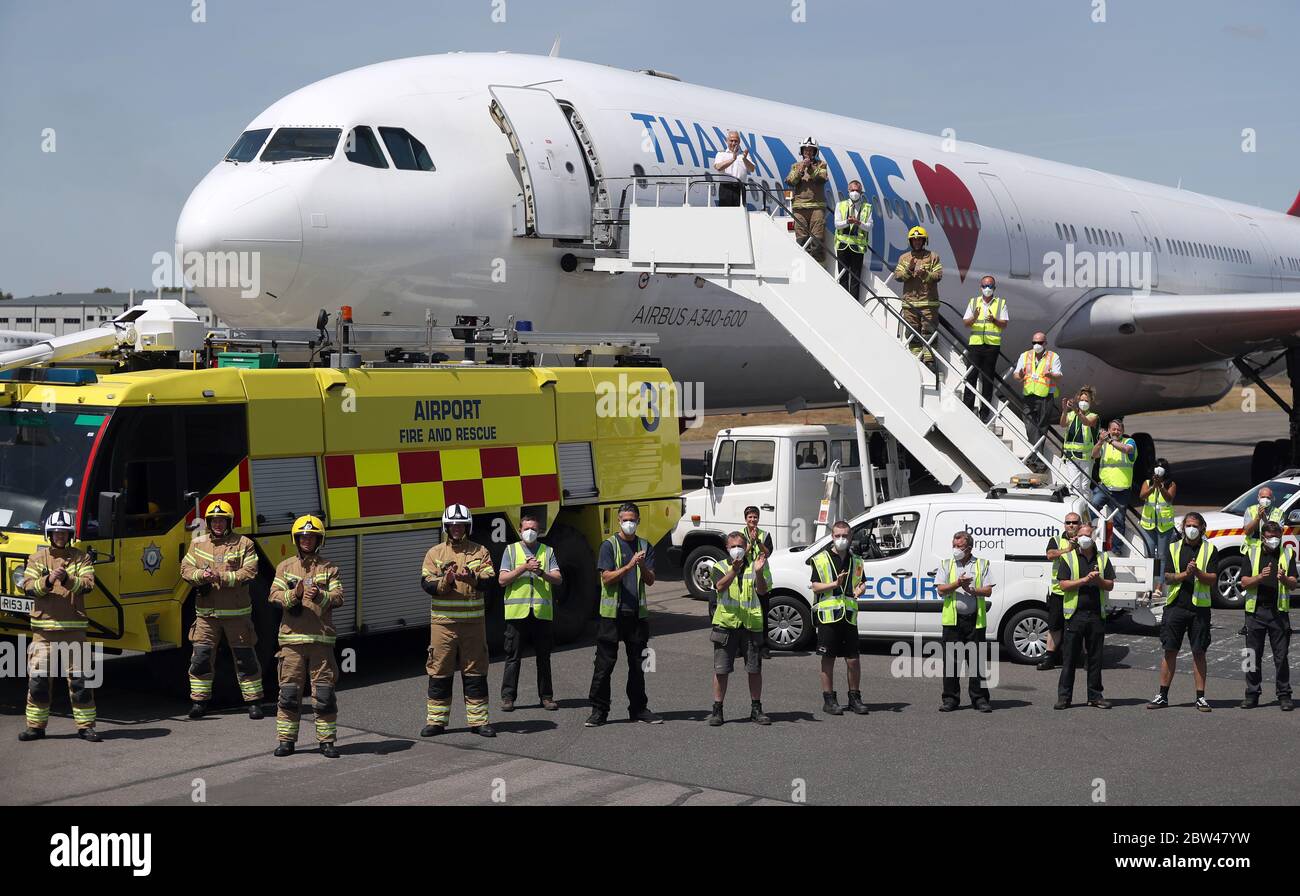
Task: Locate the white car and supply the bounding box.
[1201,472,1300,608]
[760,485,1153,664]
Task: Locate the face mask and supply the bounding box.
[1265,537,1281,550]
[1077,535,1094,550]
[1033,343,1045,355]
[833,536,849,552]
[1153,466,1165,478]
[951,547,965,561]
[1077,400,1090,412]
[729,546,746,562]
[621,520,638,536]
[981,286,994,296]
[1259,497,1272,508]
[1184,526,1201,541]
[521,528,538,544]
[848,190,861,201]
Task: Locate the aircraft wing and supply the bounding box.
[1056,291,1300,373]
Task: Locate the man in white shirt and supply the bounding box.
[714,130,756,207]
[1014,331,1063,471]
[961,275,1009,422]
[935,531,995,712]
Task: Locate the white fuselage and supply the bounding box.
[176,53,1300,416]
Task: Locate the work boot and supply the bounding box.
[77,727,102,743]
[1281,696,1295,712]
[750,700,771,726]
[822,691,843,716]
[420,724,445,737]
[500,698,515,713]
[274,741,295,757]
[541,698,559,711]
[939,700,959,713]
[1240,695,1259,709]
[18,727,45,742]
[1036,651,1060,671]
[471,723,496,738]
[1053,699,1070,710]
[707,701,724,727]
[974,697,993,714]
[583,710,607,728]
[319,742,340,759]
[187,701,208,720]
[248,702,264,720]
[846,690,869,715]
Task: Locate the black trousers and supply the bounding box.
[964,344,1001,422]
[718,181,743,207]
[836,246,865,301]
[1021,394,1052,461]
[1245,608,1291,698]
[1058,609,1105,702]
[501,615,554,702]
[588,613,649,714]
[941,614,989,704]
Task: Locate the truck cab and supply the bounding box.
[670,423,907,599]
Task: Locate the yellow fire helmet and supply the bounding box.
[204,499,235,521]
[907,225,928,243]
[292,514,326,547]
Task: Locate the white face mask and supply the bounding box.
[951,547,966,561]
[1265,537,1281,550]
[1033,343,1045,354]
[1259,496,1272,508]
[833,536,849,552]
[981,285,994,297]
[848,190,861,201]
[1077,535,1094,550]
[1153,466,1165,478]
[729,546,746,562]
[1077,400,1090,412]
[621,520,638,536]
[1184,526,1201,541]
[521,528,538,544]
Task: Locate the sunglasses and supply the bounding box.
[1032,341,1046,346]
[1064,520,1081,525]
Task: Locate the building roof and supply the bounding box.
[2,291,211,309]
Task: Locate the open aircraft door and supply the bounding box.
[489,85,593,240]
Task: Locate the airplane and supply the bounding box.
[0,331,52,351]
[174,51,1300,471]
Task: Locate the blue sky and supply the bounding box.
[0,0,1295,297]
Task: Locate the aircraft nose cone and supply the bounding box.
[175,167,302,313]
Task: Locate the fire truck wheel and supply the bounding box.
[547,524,597,644]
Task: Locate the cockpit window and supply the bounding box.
[379,127,435,171]
[345,126,388,169]
[260,127,342,163]
[224,128,272,163]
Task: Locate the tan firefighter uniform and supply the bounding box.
[893,238,944,363]
[23,544,97,731]
[270,551,344,745]
[787,157,830,262]
[180,528,263,704]
[421,539,495,728]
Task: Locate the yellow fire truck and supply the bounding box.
[0,305,682,696]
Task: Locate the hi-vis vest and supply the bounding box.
[1063,411,1096,459]
[942,556,988,628]
[965,296,1006,346]
[744,526,774,589]
[1098,440,1136,490]
[1060,549,1109,620]
[1018,350,1058,398]
[810,550,861,624]
[1243,504,1285,549]
[1049,535,1071,597]
[1165,539,1214,607]
[711,559,763,632]
[834,198,871,252]
[600,535,649,619]
[503,542,554,621]
[1243,543,1294,614]
[1139,483,1175,532]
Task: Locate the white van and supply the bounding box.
[760,484,1153,664]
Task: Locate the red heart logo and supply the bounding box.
[912,161,979,282]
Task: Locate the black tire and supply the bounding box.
[683,543,726,601]
[1215,553,1246,609]
[546,523,597,645]
[1000,606,1050,664]
[1131,432,1156,499]
[1273,438,1293,475]
[766,592,814,652]
[1252,440,1278,487]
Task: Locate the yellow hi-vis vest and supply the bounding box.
[810,550,861,624]
[502,542,554,621]
[1060,549,1109,620]
[1139,484,1175,532]
[1243,543,1294,614]
[834,198,871,252]
[1098,440,1136,490]
[942,556,988,628]
[1063,411,1096,459]
[1164,539,1214,607]
[1018,350,1057,398]
[965,296,1006,346]
[1049,534,1071,597]
[599,535,649,619]
[710,559,763,631]
[1243,504,1285,550]
[744,526,774,589]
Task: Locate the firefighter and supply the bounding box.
[786,137,830,263]
[499,513,564,712]
[180,499,264,719]
[18,511,100,743]
[420,504,496,737]
[707,531,771,726]
[892,226,943,366]
[269,516,344,758]
[809,520,870,716]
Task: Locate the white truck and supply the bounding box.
[760,482,1154,664]
[668,423,912,599]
